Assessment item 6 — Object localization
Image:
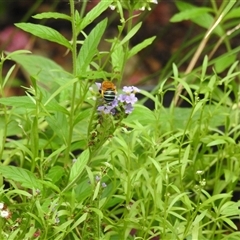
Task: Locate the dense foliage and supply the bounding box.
[0,0,240,239]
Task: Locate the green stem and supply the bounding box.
[0,58,8,191]
[64,0,78,165]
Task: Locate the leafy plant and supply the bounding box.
[0,0,240,240]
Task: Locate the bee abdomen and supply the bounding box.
[104,90,116,102]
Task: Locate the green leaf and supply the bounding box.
[111,41,124,73]
[224,7,240,20]
[41,180,61,193]
[81,70,113,80]
[93,181,101,201]
[214,54,236,73]
[63,149,89,192]
[41,94,69,114]
[127,36,156,59]
[46,112,69,143]
[181,144,191,178]
[44,145,67,162]
[0,116,22,137]
[124,104,155,127]
[0,166,42,190]
[15,23,72,50]
[222,218,237,230]
[174,77,194,103]
[170,7,212,22]
[10,54,72,88]
[220,201,240,216]
[3,64,16,88]
[152,105,228,132]
[69,213,88,231]
[45,166,65,184]
[43,77,78,106]
[207,139,227,147]
[76,0,112,33]
[4,50,31,60]
[6,189,32,198]
[120,22,142,46]
[54,219,74,235]
[0,96,35,109]
[221,1,239,22]
[192,13,224,36]
[193,210,208,225]
[32,12,71,21]
[74,179,93,202]
[69,149,89,182]
[0,94,68,115]
[173,2,223,36]
[77,18,107,75]
[201,55,208,81]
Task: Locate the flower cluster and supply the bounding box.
[0,202,11,219]
[97,84,140,115]
[109,0,158,11]
[139,0,158,11]
[87,83,140,148]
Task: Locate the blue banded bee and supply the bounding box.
[100,81,117,103]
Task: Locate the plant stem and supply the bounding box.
[64,0,78,165]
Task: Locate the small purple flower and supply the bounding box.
[110,108,116,115]
[118,94,127,103]
[104,105,113,114]
[102,182,107,188]
[132,86,140,93]
[118,93,137,105]
[97,101,117,115]
[125,93,138,104]
[95,175,101,182]
[96,84,139,116]
[55,217,60,224]
[125,103,134,114]
[97,105,111,114]
[123,86,133,94]
[97,105,105,112]
[111,99,119,108]
[122,86,140,94]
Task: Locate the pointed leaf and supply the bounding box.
[0,96,35,108]
[76,1,112,33]
[69,213,88,231]
[127,36,156,59]
[111,42,124,73]
[15,23,72,49]
[170,7,212,22]
[45,166,65,184]
[10,54,72,87]
[33,12,71,21]
[77,18,107,74]
[69,149,89,183]
[173,2,223,36]
[0,166,42,190]
[120,22,142,46]
[63,149,89,192]
[41,180,60,193]
[222,217,237,230]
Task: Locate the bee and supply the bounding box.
[100,81,117,103]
